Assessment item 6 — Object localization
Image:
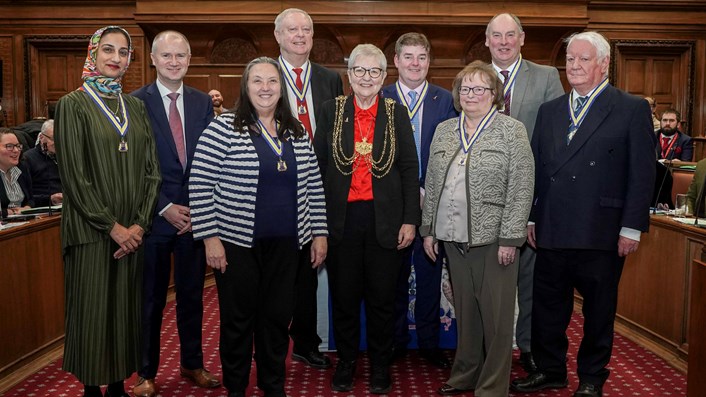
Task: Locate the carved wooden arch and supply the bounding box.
[210,27,261,64]
[462,29,490,65]
[610,39,696,132]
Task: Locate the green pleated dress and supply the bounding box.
[54,90,160,385]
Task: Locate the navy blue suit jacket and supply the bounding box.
[131,83,213,236]
[381,83,457,186]
[530,85,655,250]
[655,131,693,161]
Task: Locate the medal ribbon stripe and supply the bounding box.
[278,56,311,102]
[502,55,522,98]
[257,120,283,157]
[459,105,497,154]
[82,82,129,138]
[395,80,428,120]
[568,78,610,130]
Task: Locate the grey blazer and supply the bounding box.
[508,59,565,140]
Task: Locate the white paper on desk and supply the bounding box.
[0,221,29,231]
[673,217,706,225]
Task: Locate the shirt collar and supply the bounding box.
[492,58,521,79]
[156,79,184,99]
[279,57,310,75]
[396,80,426,99]
[0,166,22,183]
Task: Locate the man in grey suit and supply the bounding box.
[485,12,565,374]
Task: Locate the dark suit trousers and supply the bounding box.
[289,241,322,353]
[532,248,625,386]
[394,232,443,349]
[217,238,299,396]
[140,232,206,378]
[327,201,402,366]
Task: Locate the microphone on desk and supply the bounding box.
[653,146,678,214]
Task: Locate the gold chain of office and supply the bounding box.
[331,95,396,178]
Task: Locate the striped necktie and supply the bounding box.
[500,70,511,115]
[567,96,588,144]
[408,90,422,177]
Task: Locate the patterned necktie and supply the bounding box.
[408,90,422,177]
[167,92,186,170]
[500,70,511,116]
[293,67,313,139]
[567,96,588,144]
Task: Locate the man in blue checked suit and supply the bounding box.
[131,30,218,397]
[382,32,457,369]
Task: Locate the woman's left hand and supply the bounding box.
[498,245,517,266]
[397,224,416,250]
[310,236,328,269]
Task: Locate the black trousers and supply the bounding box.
[289,241,322,353]
[327,201,402,366]
[140,232,206,379]
[217,238,300,396]
[532,248,625,386]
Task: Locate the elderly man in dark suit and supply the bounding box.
[274,7,344,370]
[656,108,693,161]
[131,30,218,397]
[511,31,655,397]
[381,32,457,369]
[485,12,565,374]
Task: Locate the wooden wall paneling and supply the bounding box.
[0,36,13,126]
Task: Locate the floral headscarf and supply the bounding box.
[81,25,133,97]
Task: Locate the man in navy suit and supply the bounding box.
[485,13,565,374]
[511,32,655,397]
[131,31,218,397]
[381,32,457,368]
[274,7,344,370]
[656,108,693,161]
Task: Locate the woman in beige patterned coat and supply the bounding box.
[420,60,534,397]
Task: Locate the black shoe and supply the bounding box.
[574,382,602,397]
[437,383,470,395]
[331,360,356,392]
[511,372,569,392]
[519,351,538,373]
[419,348,451,369]
[369,365,391,394]
[292,350,332,369]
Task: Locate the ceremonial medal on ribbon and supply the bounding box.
[258,120,287,172]
[279,56,311,111]
[82,82,129,152]
[396,81,428,133]
[568,78,610,134]
[459,105,498,158]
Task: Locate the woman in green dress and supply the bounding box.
[54,26,160,397]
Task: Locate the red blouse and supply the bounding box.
[348,96,379,202]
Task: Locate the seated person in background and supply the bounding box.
[23,119,62,207]
[208,89,225,117]
[687,158,706,217]
[1,128,34,216]
[656,108,692,161]
[644,96,660,132]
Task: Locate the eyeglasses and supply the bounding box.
[41,133,54,141]
[349,66,384,79]
[3,144,23,151]
[459,86,492,96]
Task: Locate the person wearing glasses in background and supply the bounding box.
[1,128,34,217]
[314,43,420,394]
[420,61,534,397]
[23,119,63,207]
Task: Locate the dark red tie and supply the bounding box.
[500,70,511,116]
[167,92,186,170]
[293,67,313,139]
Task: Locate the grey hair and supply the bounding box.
[41,119,54,134]
[485,13,524,37]
[347,44,387,71]
[151,30,191,55]
[566,31,610,63]
[274,8,314,32]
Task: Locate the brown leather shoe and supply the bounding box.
[180,367,221,388]
[133,377,156,397]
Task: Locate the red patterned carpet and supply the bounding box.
[3,286,686,397]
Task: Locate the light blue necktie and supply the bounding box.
[567,96,588,144]
[408,90,422,177]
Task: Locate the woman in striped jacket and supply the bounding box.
[189,57,327,397]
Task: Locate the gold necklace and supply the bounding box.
[354,114,374,156]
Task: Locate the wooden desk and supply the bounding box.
[688,259,706,396]
[617,215,706,365]
[0,216,64,380]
